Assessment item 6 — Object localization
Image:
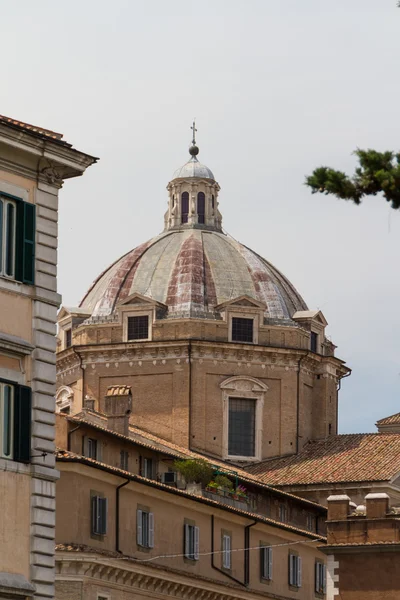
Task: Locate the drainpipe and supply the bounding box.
[67,424,81,451]
[244,520,257,586]
[116,478,130,553]
[296,353,309,454]
[210,515,247,587]
[188,340,192,450]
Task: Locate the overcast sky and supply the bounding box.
[2,0,399,433]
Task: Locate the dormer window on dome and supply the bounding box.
[165,122,222,232]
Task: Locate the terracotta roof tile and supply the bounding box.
[66,412,325,510]
[56,448,326,541]
[247,434,400,485]
[376,412,400,426]
[0,114,67,143]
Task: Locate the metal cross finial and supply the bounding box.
[190,119,197,145]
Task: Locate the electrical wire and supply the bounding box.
[98,536,322,563]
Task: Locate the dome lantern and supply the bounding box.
[164,121,222,232]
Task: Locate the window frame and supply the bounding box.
[222,532,232,570]
[197,191,206,224]
[140,456,154,479]
[0,381,14,459]
[315,561,326,595]
[181,191,189,224]
[0,191,36,286]
[91,495,108,536]
[127,314,150,341]
[120,450,129,470]
[260,544,273,581]
[221,376,266,462]
[228,397,256,458]
[122,310,153,342]
[0,378,31,463]
[184,523,200,561]
[137,508,154,549]
[288,552,302,588]
[228,313,259,344]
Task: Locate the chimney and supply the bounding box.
[327,494,351,521]
[105,385,132,437]
[365,493,389,519]
[83,395,95,411]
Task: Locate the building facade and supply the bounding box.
[323,493,400,599]
[0,115,96,599]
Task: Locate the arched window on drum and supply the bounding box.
[181,192,189,224]
[197,192,205,224]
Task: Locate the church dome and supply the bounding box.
[172,156,215,180]
[79,124,307,320]
[80,229,307,320]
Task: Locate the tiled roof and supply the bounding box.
[106,385,132,396]
[66,412,325,510]
[56,448,326,541]
[0,114,69,145]
[247,434,400,486]
[376,412,400,426]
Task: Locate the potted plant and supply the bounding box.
[174,459,214,495]
[206,481,219,493]
[235,484,248,502]
[214,474,233,496]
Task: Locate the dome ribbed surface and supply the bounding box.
[80,230,307,319]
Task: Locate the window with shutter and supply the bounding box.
[260,545,272,580]
[222,534,232,569]
[137,508,154,548]
[0,380,31,463]
[184,523,199,560]
[0,193,35,285]
[120,450,129,470]
[288,553,302,587]
[91,495,107,535]
[315,561,326,594]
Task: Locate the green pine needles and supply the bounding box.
[305,149,400,210]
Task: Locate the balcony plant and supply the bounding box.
[235,484,248,501]
[174,459,214,495]
[214,474,233,496]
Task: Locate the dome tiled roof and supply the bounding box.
[80,229,307,319]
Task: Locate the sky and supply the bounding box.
[1,0,399,433]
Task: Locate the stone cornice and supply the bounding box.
[55,551,303,600]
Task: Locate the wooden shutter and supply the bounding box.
[223,535,231,569]
[297,556,302,587]
[194,526,199,560]
[15,201,35,285]
[91,496,99,534]
[13,385,31,463]
[137,509,143,545]
[100,498,108,535]
[268,547,273,580]
[315,562,320,592]
[96,441,102,462]
[322,564,327,593]
[148,512,154,548]
[184,524,190,558]
[289,554,294,585]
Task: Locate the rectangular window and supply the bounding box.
[141,457,154,479]
[228,397,256,457]
[120,450,129,470]
[222,534,232,569]
[311,331,318,353]
[0,194,35,284]
[307,514,316,531]
[289,553,302,587]
[279,504,288,523]
[0,381,31,463]
[184,524,199,560]
[127,315,149,341]
[87,438,98,459]
[260,545,272,580]
[137,509,154,548]
[315,561,326,594]
[231,317,254,343]
[91,495,107,535]
[65,329,72,348]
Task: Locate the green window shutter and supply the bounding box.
[13,385,32,463]
[15,201,35,285]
